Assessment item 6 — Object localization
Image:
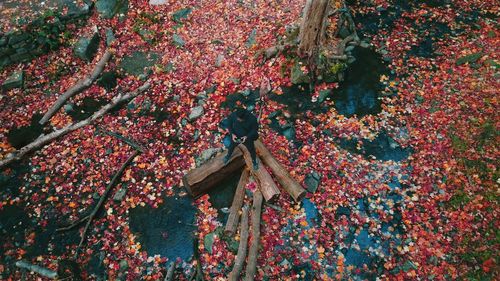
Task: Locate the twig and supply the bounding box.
[39,50,113,125]
[74,150,140,258]
[56,214,90,232]
[96,127,145,152]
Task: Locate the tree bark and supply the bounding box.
[225,168,250,236]
[255,140,306,202]
[39,50,113,125]
[183,150,245,197]
[228,205,249,281]
[15,260,58,279]
[298,0,330,57]
[0,83,150,169]
[244,190,263,281]
[238,145,280,202]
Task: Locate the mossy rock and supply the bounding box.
[96,0,128,19]
[74,32,100,61]
[119,51,159,76]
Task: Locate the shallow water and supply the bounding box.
[128,195,197,261]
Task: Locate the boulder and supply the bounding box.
[105,28,115,46]
[96,0,128,19]
[113,188,127,201]
[149,0,168,5]
[74,32,100,61]
[2,71,24,90]
[188,106,204,121]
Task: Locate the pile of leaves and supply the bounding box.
[0,0,498,280]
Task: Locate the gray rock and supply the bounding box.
[172,34,185,47]
[119,259,128,270]
[196,91,207,100]
[347,56,356,64]
[74,32,100,61]
[291,61,310,84]
[96,0,128,19]
[215,54,224,67]
[149,0,168,5]
[193,129,200,141]
[172,95,180,101]
[105,28,115,46]
[304,171,321,193]
[63,104,74,113]
[188,106,204,121]
[2,71,24,90]
[119,51,159,76]
[113,188,127,201]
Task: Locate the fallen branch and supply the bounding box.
[225,168,249,236]
[164,262,175,281]
[228,205,249,281]
[255,140,306,202]
[0,82,150,169]
[244,190,263,281]
[75,150,139,256]
[238,145,280,202]
[39,50,113,125]
[15,260,58,279]
[96,126,145,152]
[56,214,90,232]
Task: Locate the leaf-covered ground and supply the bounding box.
[0,0,498,280]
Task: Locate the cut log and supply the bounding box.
[0,82,150,169]
[244,190,263,281]
[225,168,249,236]
[298,0,330,57]
[39,50,113,125]
[228,205,249,281]
[255,140,306,202]
[183,150,245,197]
[238,145,280,202]
[15,260,58,279]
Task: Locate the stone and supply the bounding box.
[113,188,127,201]
[119,51,159,76]
[347,56,356,64]
[304,171,321,193]
[74,32,100,61]
[196,92,207,100]
[149,0,168,5]
[172,34,185,47]
[2,71,24,90]
[63,104,74,113]
[96,0,128,19]
[105,28,115,46]
[188,106,204,121]
[172,7,192,22]
[215,54,224,67]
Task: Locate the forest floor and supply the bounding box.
[0,0,498,280]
